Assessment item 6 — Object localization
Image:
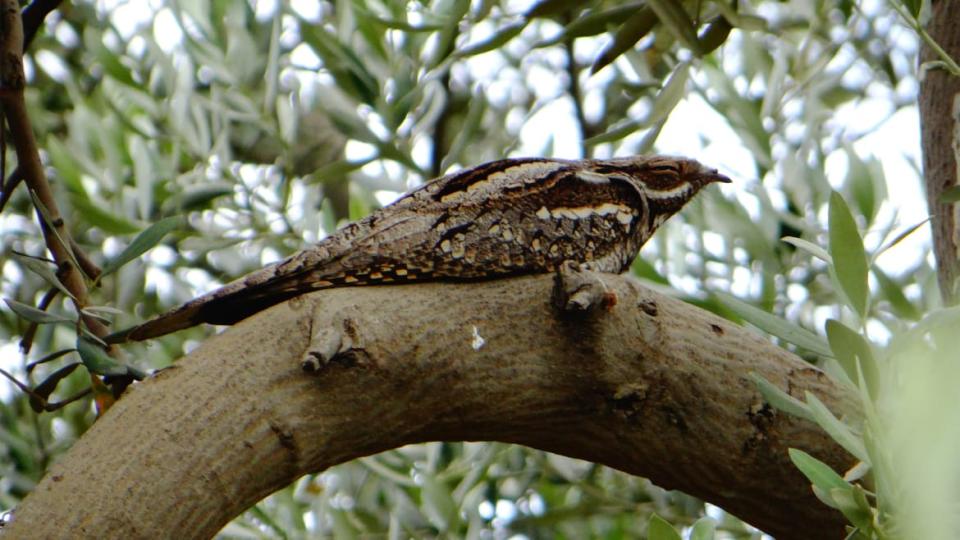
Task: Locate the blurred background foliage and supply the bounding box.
[0,0,936,537]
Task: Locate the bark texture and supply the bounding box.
[920,0,960,305]
[3,275,855,539]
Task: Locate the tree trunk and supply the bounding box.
[2,274,854,539]
[920,0,960,305]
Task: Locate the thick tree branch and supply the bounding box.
[3,275,855,539]
[920,0,960,305]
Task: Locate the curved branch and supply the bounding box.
[3,275,854,539]
[22,0,64,50]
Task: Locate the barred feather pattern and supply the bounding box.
[124,155,729,341]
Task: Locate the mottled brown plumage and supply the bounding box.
[123,155,729,341]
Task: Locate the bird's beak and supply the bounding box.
[704,169,731,184]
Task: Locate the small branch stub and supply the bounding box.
[300,314,365,373]
[553,261,618,313]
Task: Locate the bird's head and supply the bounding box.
[587,155,730,215]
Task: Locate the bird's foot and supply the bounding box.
[552,261,618,314]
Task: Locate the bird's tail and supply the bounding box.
[110,273,308,343]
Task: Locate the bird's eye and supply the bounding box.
[649,164,680,174]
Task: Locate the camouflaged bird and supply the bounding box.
[123,155,729,341]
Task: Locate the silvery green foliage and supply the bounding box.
[0,0,932,537]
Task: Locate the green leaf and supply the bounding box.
[526,0,585,17]
[128,135,155,221]
[712,3,768,31]
[825,319,878,398]
[648,63,690,127]
[830,485,874,531]
[698,15,733,55]
[13,254,75,300]
[45,138,85,193]
[298,25,380,104]
[646,0,702,55]
[789,448,850,506]
[368,15,443,32]
[872,266,922,321]
[31,363,82,411]
[427,0,470,66]
[751,373,814,422]
[420,474,457,531]
[689,517,717,540]
[71,196,141,234]
[585,118,644,147]
[92,42,137,86]
[454,21,527,58]
[781,236,832,263]
[714,292,833,357]
[325,106,381,145]
[37,368,82,406]
[805,392,868,461]
[349,2,389,61]
[903,0,922,18]
[4,299,76,324]
[829,191,869,319]
[647,514,683,540]
[163,183,235,213]
[700,63,773,167]
[590,7,657,73]
[875,219,930,258]
[535,3,645,46]
[586,64,689,147]
[28,190,83,273]
[844,148,885,226]
[26,348,75,373]
[312,158,376,184]
[76,336,147,379]
[100,217,183,278]
[441,96,487,172]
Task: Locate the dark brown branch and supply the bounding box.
[0,367,90,412]
[0,164,23,212]
[70,236,101,281]
[564,20,590,155]
[3,275,855,539]
[920,0,960,305]
[0,0,106,338]
[430,70,451,178]
[21,0,64,50]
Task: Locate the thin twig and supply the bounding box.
[0,1,128,407]
[888,0,960,77]
[30,398,49,469]
[21,0,64,51]
[70,236,102,281]
[44,387,92,411]
[0,164,23,212]
[564,28,589,158]
[430,71,451,178]
[0,367,37,397]
[1,105,5,189]
[0,367,87,411]
[0,0,108,338]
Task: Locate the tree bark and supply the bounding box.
[920,0,960,305]
[2,274,855,539]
